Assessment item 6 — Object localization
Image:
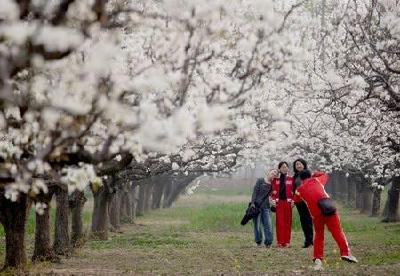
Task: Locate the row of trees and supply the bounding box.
[286,0,399,222]
[325,170,398,222]
[1,0,399,271]
[0,0,306,270]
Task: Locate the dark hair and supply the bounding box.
[299,170,312,180]
[293,158,308,175]
[278,161,289,169]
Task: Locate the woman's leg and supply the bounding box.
[283,201,292,245]
[326,214,350,257]
[276,201,285,246]
[313,217,325,260]
[296,201,313,246]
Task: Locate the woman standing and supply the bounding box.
[270,162,294,247]
[293,158,313,248]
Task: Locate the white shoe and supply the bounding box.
[313,259,323,271]
[341,255,358,263]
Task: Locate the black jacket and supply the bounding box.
[240,203,260,225]
[251,178,272,209]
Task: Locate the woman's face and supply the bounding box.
[267,169,278,180]
[295,161,305,172]
[279,163,289,174]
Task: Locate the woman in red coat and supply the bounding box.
[269,161,294,247]
[294,171,358,270]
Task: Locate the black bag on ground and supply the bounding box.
[240,203,260,225]
[317,198,336,216]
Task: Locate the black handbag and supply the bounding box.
[317,198,337,216]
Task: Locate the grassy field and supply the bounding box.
[1,186,400,275]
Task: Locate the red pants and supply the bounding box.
[276,200,292,246]
[313,213,350,259]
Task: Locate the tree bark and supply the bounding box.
[120,183,133,223]
[162,178,174,208]
[91,185,111,240]
[355,175,364,210]
[53,185,71,256]
[108,190,121,232]
[130,183,137,221]
[328,171,337,198]
[382,176,400,222]
[0,192,28,270]
[163,174,199,208]
[136,182,146,216]
[151,176,165,210]
[382,192,389,218]
[360,187,373,215]
[347,175,356,208]
[69,190,87,248]
[337,171,348,202]
[371,190,381,217]
[32,188,59,262]
[144,181,153,213]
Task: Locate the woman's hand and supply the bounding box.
[269,197,276,207]
[267,169,278,182]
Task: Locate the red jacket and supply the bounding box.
[293,172,330,218]
[271,175,294,202]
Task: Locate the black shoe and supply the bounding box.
[302,242,313,248]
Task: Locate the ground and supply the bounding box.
[1,186,400,275]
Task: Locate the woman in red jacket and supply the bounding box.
[294,171,358,270]
[270,161,294,247]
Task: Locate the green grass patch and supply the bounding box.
[196,186,252,196]
[89,231,191,250]
[144,201,303,233]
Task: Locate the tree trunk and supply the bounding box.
[151,176,165,210]
[108,191,121,232]
[162,179,174,208]
[328,171,337,198]
[0,192,28,270]
[70,190,87,248]
[382,191,389,218]
[337,171,348,202]
[144,181,153,213]
[120,184,133,223]
[371,190,381,217]
[325,172,333,195]
[136,183,146,216]
[355,176,364,210]
[347,175,356,208]
[382,176,400,222]
[53,185,71,256]
[130,183,137,221]
[91,185,111,240]
[32,188,59,262]
[163,174,199,208]
[360,188,373,215]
